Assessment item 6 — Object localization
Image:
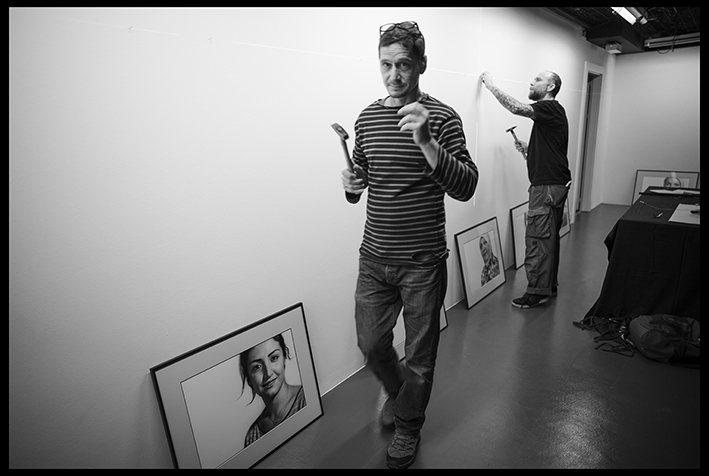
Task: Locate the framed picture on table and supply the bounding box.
[631,169,699,204]
[510,201,528,269]
[455,217,506,309]
[150,303,322,469]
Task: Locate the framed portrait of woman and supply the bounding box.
[631,169,699,204]
[454,217,506,309]
[150,302,322,468]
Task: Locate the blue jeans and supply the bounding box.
[525,184,569,295]
[354,256,447,435]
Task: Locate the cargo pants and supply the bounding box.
[524,184,569,296]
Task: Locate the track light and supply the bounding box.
[612,7,637,25]
[612,7,647,25]
[627,7,648,25]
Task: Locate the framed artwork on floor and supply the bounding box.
[631,169,699,203]
[510,201,528,269]
[455,217,506,309]
[150,302,322,469]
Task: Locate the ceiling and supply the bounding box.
[546,7,700,54]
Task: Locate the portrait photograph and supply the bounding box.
[631,169,699,203]
[150,303,322,469]
[455,217,506,309]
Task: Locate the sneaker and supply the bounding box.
[386,431,421,469]
[512,293,550,309]
[379,395,396,430]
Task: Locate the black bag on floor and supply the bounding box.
[628,314,700,367]
[573,313,700,368]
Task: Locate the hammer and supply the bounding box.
[506,126,527,159]
[331,123,362,204]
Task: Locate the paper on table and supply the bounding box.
[668,204,700,225]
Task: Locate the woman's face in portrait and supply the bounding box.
[479,236,491,263]
[663,176,682,189]
[246,338,286,399]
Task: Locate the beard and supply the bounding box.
[528,89,543,101]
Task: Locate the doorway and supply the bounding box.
[575,63,604,214]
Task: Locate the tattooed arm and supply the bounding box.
[479,71,535,119]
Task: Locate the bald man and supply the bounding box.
[480,70,572,309]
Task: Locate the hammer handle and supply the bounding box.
[339,140,361,204]
[510,131,527,159]
[341,141,354,172]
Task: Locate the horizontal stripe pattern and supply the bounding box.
[352,96,478,264]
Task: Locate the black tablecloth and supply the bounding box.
[585,188,700,321]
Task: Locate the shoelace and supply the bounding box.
[389,434,418,455]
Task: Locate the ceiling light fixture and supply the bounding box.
[612,7,637,24]
[644,32,701,49]
[627,7,648,25]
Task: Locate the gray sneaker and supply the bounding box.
[386,431,421,469]
[379,395,396,430]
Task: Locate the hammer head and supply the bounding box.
[331,123,349,141]
[505,125,517,134]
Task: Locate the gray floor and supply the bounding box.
[255,204,700,469]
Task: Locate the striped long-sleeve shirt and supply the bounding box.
[352,95,478,265]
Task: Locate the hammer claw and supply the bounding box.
[331,123,349,141]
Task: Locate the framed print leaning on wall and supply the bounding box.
[510,201,528,270]
[150,302,322,469]
[455,217,506,309]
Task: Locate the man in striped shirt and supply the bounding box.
[341,21,478,469]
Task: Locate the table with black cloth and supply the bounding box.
[585,187,700,321]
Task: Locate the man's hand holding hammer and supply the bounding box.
[506,125,528,160]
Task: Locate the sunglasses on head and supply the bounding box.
[379,21,422,37]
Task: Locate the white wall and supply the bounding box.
[601,46,700,205]
[9,7,653,468]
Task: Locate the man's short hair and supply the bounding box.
[548,71,562,97]
[379,22,426,64]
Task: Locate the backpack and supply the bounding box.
[628,314,700,366]
[573,314,700,367]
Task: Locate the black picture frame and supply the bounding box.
[510,201,528,270]
[632,169,699,204]
[150,302,322,468]
[455,217,506,309]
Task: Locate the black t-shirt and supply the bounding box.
[527,100,572,185]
